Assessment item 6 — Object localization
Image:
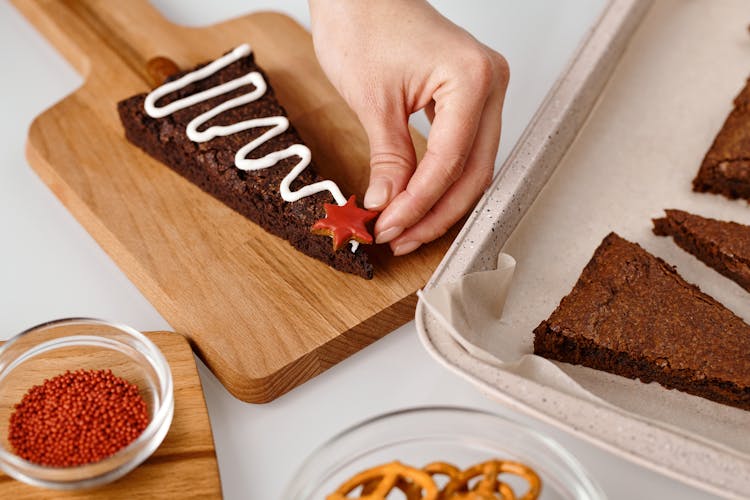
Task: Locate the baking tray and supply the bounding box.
[416,0,750,497]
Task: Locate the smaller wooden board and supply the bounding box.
[0,331,222,499]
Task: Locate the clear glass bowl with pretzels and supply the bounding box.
[284,406,604,500]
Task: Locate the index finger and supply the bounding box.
[374,69,491,239]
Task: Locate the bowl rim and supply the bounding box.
[286,405,607,500]
[0,317,174,484]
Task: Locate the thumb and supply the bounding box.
[358,109,417,212]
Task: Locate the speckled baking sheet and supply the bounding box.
[417,0,750,497]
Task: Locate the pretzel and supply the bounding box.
[328,459,541,500]
[424,461,461,479]
[422,462,466,500]
[327,461,439,500]
[442,460,541,500]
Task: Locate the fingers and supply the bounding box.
[358,108,417,212]
[375,51,504,244]
[390,59,508,255]
[374,92,486,242]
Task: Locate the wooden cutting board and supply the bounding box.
[0,331,222,498]
[13,0,453,402]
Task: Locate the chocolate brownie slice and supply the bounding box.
[533,233,750,411]
[118,50,373,279]
[653,209,750,293]
[693,77,750,200]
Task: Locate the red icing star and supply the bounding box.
[311,195,378,251]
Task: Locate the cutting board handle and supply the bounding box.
[12,0,185,82]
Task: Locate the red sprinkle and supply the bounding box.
[8,369,149,467]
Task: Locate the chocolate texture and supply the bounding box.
[653,209,750,293]
[693,77,750,201]
[533,233,750,411]
[118,50,374,278]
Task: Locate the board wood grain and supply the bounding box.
[12,0,454,402]
[0,331,222,499]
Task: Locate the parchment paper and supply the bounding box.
[422,0,750,460]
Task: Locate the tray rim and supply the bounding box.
[416,0,750,497]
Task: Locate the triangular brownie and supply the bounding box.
[118,45,374,278]
[653,209,750,293]
[534,233,750,410]
[693,77,750,200]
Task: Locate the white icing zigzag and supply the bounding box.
[143,44,358,251]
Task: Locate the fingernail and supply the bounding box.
[392,240,422,256]
[364,178,391,209]
[376,226,404,244]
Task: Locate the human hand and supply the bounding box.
[309,0,509,255]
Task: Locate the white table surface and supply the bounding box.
[0,1,716,498]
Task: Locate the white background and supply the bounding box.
[0,1,714,498]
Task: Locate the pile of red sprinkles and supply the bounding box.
[8,369,149,467]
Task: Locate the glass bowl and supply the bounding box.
[285,406,605,500]
[0,318,174,490]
